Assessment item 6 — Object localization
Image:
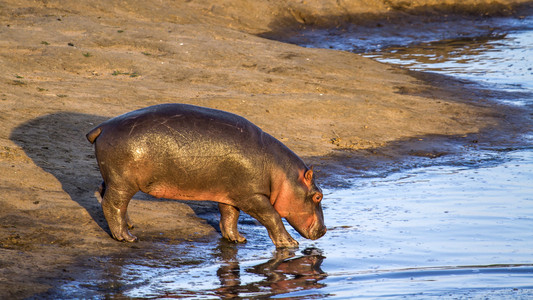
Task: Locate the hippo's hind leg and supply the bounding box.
[218,203,246,243]
[99,181,134,230]
[101,182,138,242]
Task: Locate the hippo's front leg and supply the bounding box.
[219,203,247,243]
[243,195,299,248]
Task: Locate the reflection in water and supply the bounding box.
[368,34,507,68]
[365,31,533,97]
[296,15,533,100]
[362,16,533,100]
[204,246,325,299]
[53,243,327,298]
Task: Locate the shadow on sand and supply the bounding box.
[10,112,110,232]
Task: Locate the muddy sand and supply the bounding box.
[0,0,531,297]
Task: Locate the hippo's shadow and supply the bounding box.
[10,112,114,232]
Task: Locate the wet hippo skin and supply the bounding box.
[87,103,326,248]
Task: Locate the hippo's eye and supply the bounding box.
[313,193,323,203]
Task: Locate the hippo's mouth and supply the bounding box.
[293,219,327,240]
[308,221,327,240]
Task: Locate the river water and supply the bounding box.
[53,16,532,299]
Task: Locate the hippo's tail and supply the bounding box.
[86,126,102,144]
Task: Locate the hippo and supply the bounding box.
[86,103,326,248]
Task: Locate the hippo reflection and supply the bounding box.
[216,248,326,298]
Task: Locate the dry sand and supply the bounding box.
[0,0,531,297]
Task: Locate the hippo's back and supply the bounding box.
[90,104,267,150]
[87,104,286,196]
[91,103,254,137]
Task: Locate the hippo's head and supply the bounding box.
[275,168,327,240]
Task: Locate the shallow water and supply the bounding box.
[53,16,533,299]
[363,18,533,105]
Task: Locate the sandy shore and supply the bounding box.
[0,0,531,297]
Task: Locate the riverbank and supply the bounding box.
[0,0,531,297]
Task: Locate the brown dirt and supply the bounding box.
[0,0,531,297]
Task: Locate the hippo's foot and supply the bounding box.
[100,184,137,243]
[222,229,247,244]
[107,213,137,242]
[220,220,247,243]
[272,234,299,248]
[219,203,246,243]
[110,227,138,243]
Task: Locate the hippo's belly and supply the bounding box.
[144,184,233,204]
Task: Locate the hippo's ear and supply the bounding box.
[304,167,314,187]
